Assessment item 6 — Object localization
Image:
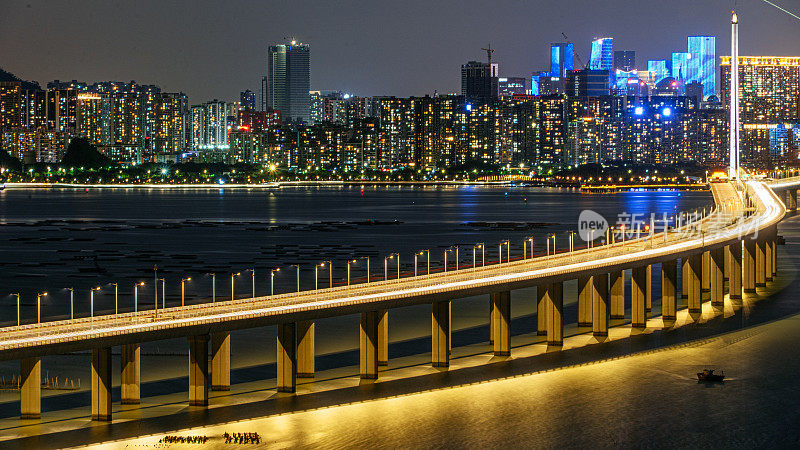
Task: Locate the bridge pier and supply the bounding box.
[20,357,40,419]
[378,310,388,366]
[743,238,756,293]
[702,251,711,293]
[765,231,774,282]
[681,258,689,301]
[771,227,778,278]
[729,242,743,299]
[491,291,511,356]
[661,259,678,321]
[610,271,624,319]
[188,335,209,406]
[577,276,592,327]
[121,343,140,404]
[687,253,702,313]
[91,347,112,421]
[592,273,609,337]
[211,331,230,391]
[756,238,767,287]
[297,320,315,377]
[536,286,547,335]
[545,282,564,346]
[432,301,450,367]
[360,311,379,379]
[646,265,652,313]
[789,189,798,210]
[631,266,647,328]
[710,247,725,307]
[277,322,297,393]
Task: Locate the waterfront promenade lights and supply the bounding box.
[473,243,485,268]
[181,277,191,306]
[270,268,281,295]
[90,286,101,319]
[13,293,20,326]
[231,273,240,301]
[67,287,74,320]
[444,248,453,272]
[250,269,256,299]
[133,282,144,313]
[111,283,118,314]
[418,250,430,275]
[36,292,47,324]
[524,237,534,259]
[290,265,300,292]
[315,263,325,291]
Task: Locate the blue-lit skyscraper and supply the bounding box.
[589,38,613,71]
[550,43,574,77]
[671,52,691,81]
[648,60,671,85]
[687,36,716,100]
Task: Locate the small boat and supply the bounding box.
[697,369,725,382]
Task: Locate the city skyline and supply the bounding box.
[2,0,800,103]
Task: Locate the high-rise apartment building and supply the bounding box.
[191,100,229,158]
[687,36,716,100]
[613,51,635,72]
[721,56,800,163]
[240,90,256,110]
[267,41,311,124]
[589,38,614,72]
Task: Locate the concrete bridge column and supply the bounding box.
[297,320,315,377]
[771,229,778,278]
[688,253,702,313]
[631,266,647,328]
[789,189,798,210]
[729,242,743,299]
[646,265,652,313]
[545,282,564,346]
[91,347,112,421]
[491,291,511,356]
[765,234,774,282]
[211,332,230,391]
[277,322,297,393]
[743,238,756,293]
[724,243,731,282]
[188,335,209,406]
[432,301,450,367]
[710,247,725,307]
[610,271,624,319]
[681,258,689,301]
[20,357,40,419]
[661,259,678,321]
[756,238,767,287]
[378,310,388,366]
[592,273,609,337]
[577,276,592,327]
[536,286,547,335]
[702,251,711,293]
[360,311,379,379]
[121,343,140,404]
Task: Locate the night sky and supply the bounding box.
[2,0,799,102]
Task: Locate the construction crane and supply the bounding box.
[561,32,587,69]
[481,44,495,66]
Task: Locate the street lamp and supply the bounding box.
[568,231,575,252]
[383,255,394,281]
[231,272,240,301]
[499,241,509,263]
[473,243,485,268]
[359,257,370,283]
[524,237,534,259]
[347,260,357,287]
[159,278,166,309]
[210,273,216,303]
[36,292,47,324]
[325,261,333,288]
[444,248,452,272]
[90,286,101,319]
[250,268,256,299]
[67,287,74,320]
[393,253,400,280]
[13,293,20,326]
[416,250,430,275]
[290,265,300,292]
[181,277,191,306]
[270,268,281,295]
[111,283,118,314]
[315,263,326,291]
[133,282,144,313]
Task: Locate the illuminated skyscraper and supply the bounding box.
[550,43,574,78]
[267,41,311,124]
[672,52,691,81]
[589,38,613,72]
[647,60,671,85]
[613,51,635,72]
[687,36,716,100]
[191,100,229,154]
